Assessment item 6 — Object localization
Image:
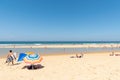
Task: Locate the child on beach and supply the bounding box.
[6,50,16,65]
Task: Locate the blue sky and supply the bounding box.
[0,0,120,41]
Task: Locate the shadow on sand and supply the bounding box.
[22,64,44,70]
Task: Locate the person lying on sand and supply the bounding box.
[76,53,83,58]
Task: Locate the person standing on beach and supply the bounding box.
[6,50,16,65]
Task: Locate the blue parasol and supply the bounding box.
[17,53,27,62]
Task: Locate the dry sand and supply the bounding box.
[0,52,120,80]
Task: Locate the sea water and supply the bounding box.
[0,41,120,56]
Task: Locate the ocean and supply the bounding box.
[0,41,120,45]
[0,41,120,56]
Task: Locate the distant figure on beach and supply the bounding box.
[109,51,114,56]
[76,53,84,58]
[6,50,16,65]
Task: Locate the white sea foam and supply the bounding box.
[34,44,42,45]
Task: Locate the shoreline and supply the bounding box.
[0,44,120,59]
[0,44,120,48]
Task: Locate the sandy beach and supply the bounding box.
[0,52,120,80]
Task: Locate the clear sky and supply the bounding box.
[0,0,120,41]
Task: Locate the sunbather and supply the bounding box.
[76,53,84,58]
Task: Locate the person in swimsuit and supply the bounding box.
[6,50,16,65]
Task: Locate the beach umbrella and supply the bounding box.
[23,54,43,65]
[26,52,34,55]
[17,53,27,62]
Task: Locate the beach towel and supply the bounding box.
[11,53,16,60]
[6,56,14,63]
[13,52,17,59]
